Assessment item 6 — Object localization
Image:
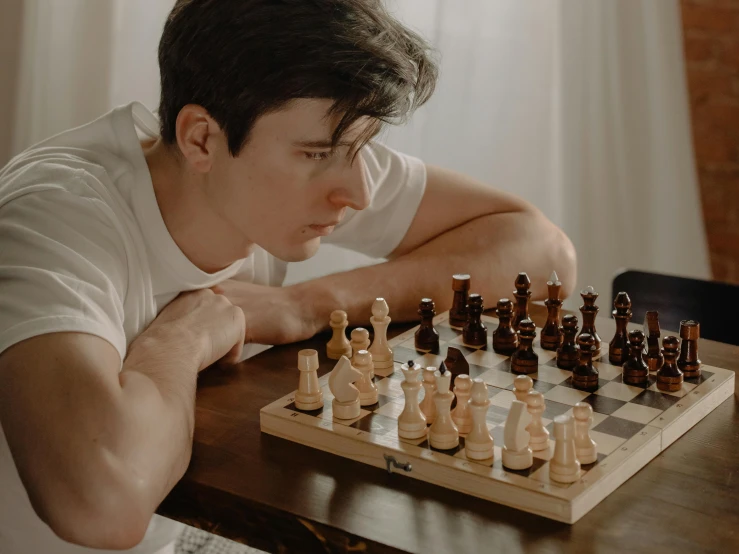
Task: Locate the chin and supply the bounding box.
[266,238,322,263]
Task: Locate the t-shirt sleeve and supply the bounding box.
[322,140,427,258]
[0,188,128,361]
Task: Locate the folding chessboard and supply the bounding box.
[260,312,734,523]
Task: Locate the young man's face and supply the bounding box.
[205,99,372,262]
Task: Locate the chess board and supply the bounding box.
[260,312,735,523]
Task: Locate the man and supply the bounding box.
[0,1,576,553]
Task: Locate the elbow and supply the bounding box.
[551,224,577,299]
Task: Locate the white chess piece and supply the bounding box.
[502,400,533,470]
[295,349,323,410]
[419,367,437,424]
[550,414,581,483]
[354,350,378,406]
[328,356,363,419]
[350,328,373,378]
[398,361,427,440]
[465,378,494,461]
[429,370,459,450]
[369,298,394,376]
[327,310,352,360]
[451,374,473,434]
[513,375,533,403]
[525,390,550,452]
[573,402,598,464]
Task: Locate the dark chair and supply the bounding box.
[611,269,739,346]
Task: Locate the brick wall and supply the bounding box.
[681,0,739,283]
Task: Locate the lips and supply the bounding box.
[309,223,336,236]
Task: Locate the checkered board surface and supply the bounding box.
[260,312,735,523]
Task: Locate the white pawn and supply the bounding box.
[465,379,494,461]
[502,400,533,470]
[369,298,394,376]
[350,328,373,378]
[513,375,533,403]
[327,310,352,360]
[354,350,378,406]
[295,349,323,410]
[573,402,598,464]
[451,374,473,434]
[429,370,459,450]
[525,390,550,452]
[398,361,427,440]
[419,367,437,424]
[328,356,363,420]
[549,414,581,483]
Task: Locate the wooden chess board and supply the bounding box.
[260,312,734,523]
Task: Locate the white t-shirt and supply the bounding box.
[0,102,426,554]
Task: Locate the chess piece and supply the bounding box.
[608,292,632,365]
[577,286,602,356]
[449,274,471,329]
[677,320,701,379]
[327,310,352,360]
[354,350,378,406]
[295,349,323,410]
[502,400,533,470]
[465,378,494,461]
[451,374,473,434]
[541,271,563,351]
[369,298,394,376]
[511,319,538,374]
[350,328,373,378]
[622,330,649,386]
[493,298,518,354]
[557,314,579,370]
[415,298,440,353]
[657,336,684,392]
[328,356,363,419]
[513,374,533,403]
[463,293,487,347]
[572,334,599,391]
[429,370,459,450]
[525,390,549,452]
[419,366,437,424]
[398,361,427,440]
[549,414,581,484]
[443,346,469,388]
[512,272,532,331]
[644,311,664,372]
[573,402,598,465]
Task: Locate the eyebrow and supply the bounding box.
[294,139,354,149]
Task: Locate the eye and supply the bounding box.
[304,150,334,161]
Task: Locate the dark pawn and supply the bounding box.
[511,319,538,374]
[677,320,701,379]
[557,314,579,370]
[463,294,487,348]
[644,311,664,372]
[449,274,471,329]
[609,292,631,365]
[541,272,563,351]
[657,336,684,392]
[414,298,440,353]
[572,333,599,391]
[444,346,470,387]
[512,272,532,331]
[493,298,518,354]
[623,330,649,386]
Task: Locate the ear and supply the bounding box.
[175,104,222,173]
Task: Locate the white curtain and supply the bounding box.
[7,0,710,306]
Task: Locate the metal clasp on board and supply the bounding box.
[384,454,412,474]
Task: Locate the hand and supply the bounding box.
[209,280,318,345]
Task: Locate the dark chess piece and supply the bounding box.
[608,292,631,365]
[512,272,531,331]
[572,334,599,391]
[577,286,602,356]
[511,319,538,375]
[541,271,563,351]
[557,314,579,370]
[414,298,440,353]
[449,274,471,329]
[493,298,518,354]
[657,336,684,392]
[623,330,649,386]
[444,346,469,388]
[463,293,488,348]
[644,311,664,372]
[677,320,701,379]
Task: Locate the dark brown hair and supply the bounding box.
[157,0,438,156]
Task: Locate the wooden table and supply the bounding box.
[158,304,739,553]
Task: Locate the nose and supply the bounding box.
[326,155,371,211]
